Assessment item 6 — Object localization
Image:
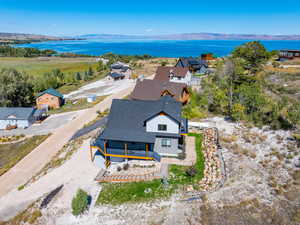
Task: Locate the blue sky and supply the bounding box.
[0,0,299,36]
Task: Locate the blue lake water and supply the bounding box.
[15,39,300,57]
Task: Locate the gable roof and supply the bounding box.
[37,88,64,99]
[110,61,130,70]
[130,79,188,102]
[177,57,208,69]
[109,72,125,78]
[99,96,183,143]
[0,107,36,120]
[154,66,189,81]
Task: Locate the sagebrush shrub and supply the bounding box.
[71,189,89,216]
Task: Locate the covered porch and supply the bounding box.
[90,138,161,163]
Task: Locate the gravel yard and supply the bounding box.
[1,117,299,225]
[64,78,136,100]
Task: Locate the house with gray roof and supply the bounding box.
[175,57,208,74]
[0,107,45,129]
[90,96,188,163]
[107,61,132,81]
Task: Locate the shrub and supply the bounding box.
[186,167,197,177]
[123,163,129,170]
[18,185,25,191]
[71,189,89,216]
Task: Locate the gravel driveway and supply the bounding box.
[64,78,136,100]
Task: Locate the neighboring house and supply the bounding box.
[201,53,215,61]
[279,49,300,60]
[175,57,208,74]
[130,79,190,104]
[0,107,45,129]
[107,61,132,81]
[154,66,192,85]
[90,96,188,163]
[36,88,64,110]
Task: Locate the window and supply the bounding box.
[161,138,171,147]
[158,124,167,131]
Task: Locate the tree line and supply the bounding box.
[0,66,100,107]
[0,45,57,57]
[184,41,300,129]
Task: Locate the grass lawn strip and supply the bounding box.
[0,135,50,176]
[96,133,204,205]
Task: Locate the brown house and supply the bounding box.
[201,53,215,61]
[36,88,64,110]
[130,79,190,104]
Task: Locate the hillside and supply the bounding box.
[0,32,79,44]
[76,32,300,40]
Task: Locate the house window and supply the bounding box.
[161,138,171,147]
[158,124,167,131]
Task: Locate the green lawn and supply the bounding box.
[0,56,108,95]
[96,133,204,205]
[96,180,175,205]
[0,57,98,75]
[0,135,50,176]
[169,133,204,187]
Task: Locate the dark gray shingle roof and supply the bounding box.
[99,96,183,143]
[110,72,125,78]
[0,107,36,120]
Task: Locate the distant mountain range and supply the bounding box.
[1,32,300,42]
[0,32,80,44]
[77,33,300,41]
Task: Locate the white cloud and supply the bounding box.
[145,28,153,33]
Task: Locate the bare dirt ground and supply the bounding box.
[2,117,298,225]
[64,79,136,100]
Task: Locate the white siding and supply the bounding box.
[169,71,192,85]
[0,119,30,129]
[146,115,179,134]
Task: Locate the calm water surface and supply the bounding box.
[16,39,300,57]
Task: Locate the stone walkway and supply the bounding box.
[161,136,196,166]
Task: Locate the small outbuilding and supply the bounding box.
[36,88,64,110]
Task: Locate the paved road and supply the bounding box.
[0,83,135,197]
[70,116,107,140]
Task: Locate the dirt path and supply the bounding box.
[0,139,99,221]
[0,83,135,198]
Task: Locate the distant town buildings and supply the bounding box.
[107,61,132,81]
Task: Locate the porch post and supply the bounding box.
[146,143,149,158]
[90,146,93,162]
[104,140,107,160]
[125,143,128,158]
